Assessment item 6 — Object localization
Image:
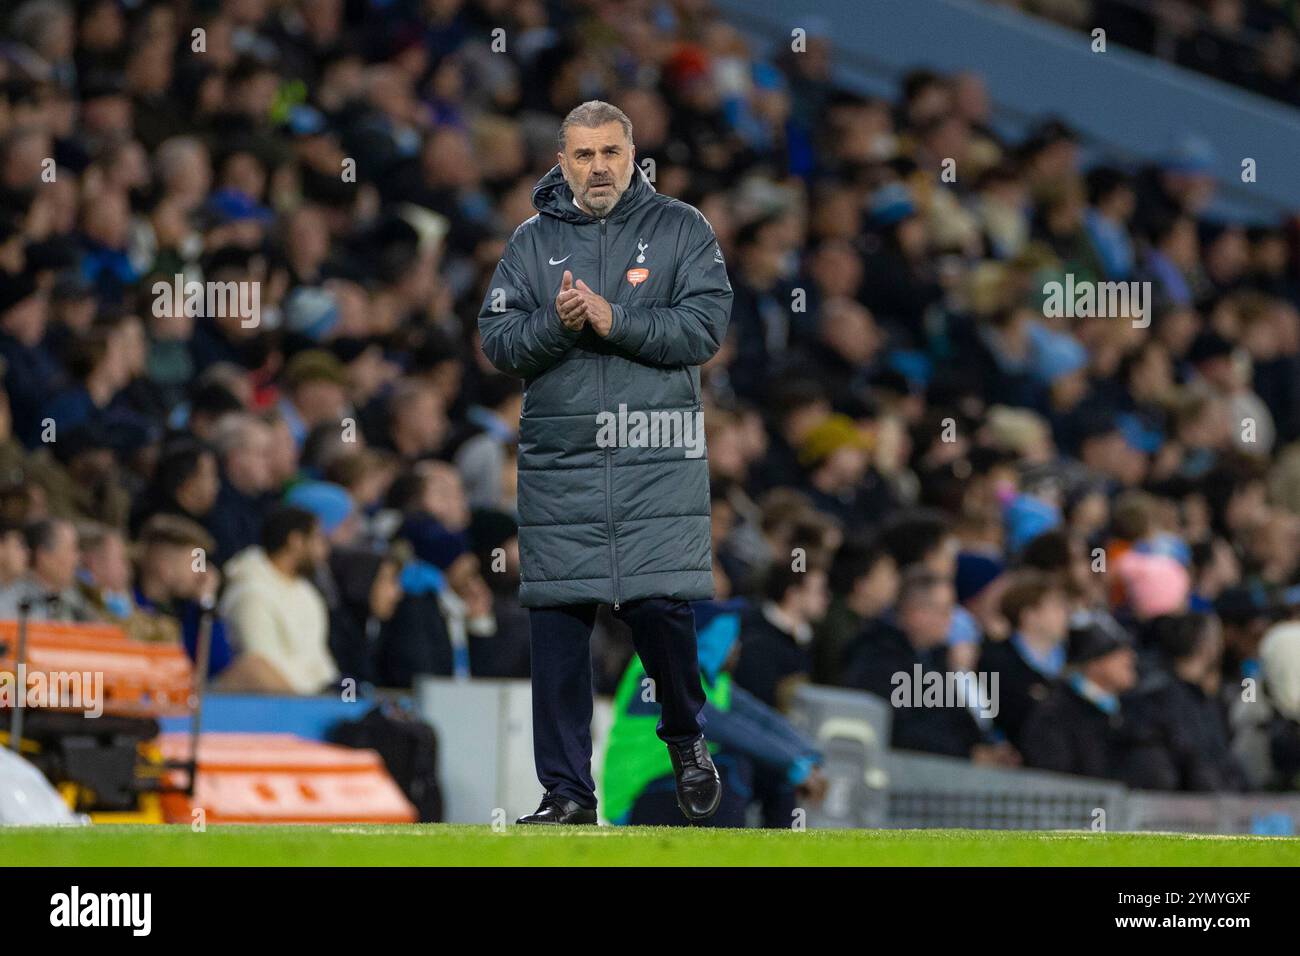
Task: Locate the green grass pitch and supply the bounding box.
[2,824,1298,866]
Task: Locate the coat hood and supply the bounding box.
[221,546,302,597]
[222,546,270,587]
[531,163,657,224]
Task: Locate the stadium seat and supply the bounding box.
[157,732,417,824]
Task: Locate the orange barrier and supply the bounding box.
[0,621,194,717]
[158,733,417,824]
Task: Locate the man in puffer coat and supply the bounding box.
[478,101,733,824]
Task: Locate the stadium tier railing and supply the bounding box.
[789,684,1300,835]
[415,675,1300,833]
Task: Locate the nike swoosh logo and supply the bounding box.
[549,255,571,265]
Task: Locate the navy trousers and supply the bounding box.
[528,597,706,809]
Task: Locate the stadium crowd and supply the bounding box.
[1,0,1300,815]
[1006,0,1300,108]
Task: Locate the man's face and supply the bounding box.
[823,446,869,489]
[149,543,200,600]
[558,121,635,217]
[188,452,222,514]
[1023,591,1069,641]
[418,462,469,531]
[282,526,326,577]
[2,293,48,347]
[1086,646,1138,694]
[294,380,347,426]
[858,556,899,616]
[266,419,298,484]
[922,536,960,580]
[902,582,955,649]
[85,535,131,592]
[0,530,29,579]
[794,570,830,623]
[400,388,447,454]
[228,423,275,493]
[38,524,79,590]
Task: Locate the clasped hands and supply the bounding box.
[555,269,613,336]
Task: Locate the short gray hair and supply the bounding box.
[211,412,264,458]
[558,100,633,149]
[154,136,207,186]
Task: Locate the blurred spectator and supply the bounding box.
[0,519,30,587]
[466,507,529,678]
[811,537,898,684]
[1126,612,1248,791]
[731,560,829,712]
[207,412,276,563]
[842,569,1015,764]
[1019,614,1140,779]
[979,570,1070,748]
[1232,619,1300,790]
[452,375,520,512]
[133,513,231,676]
[76,521,141,624]
[277,350,349,450]
[218,505,336,694]
[327,544,404,686]
[130,438,220,535]
[0,517,97,621]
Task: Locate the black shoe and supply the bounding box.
[515,794,597,825]
[668,736,722,821]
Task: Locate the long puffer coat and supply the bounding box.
[478,164,732,608]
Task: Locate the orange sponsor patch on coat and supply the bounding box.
[626,268,650,286]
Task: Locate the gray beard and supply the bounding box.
[576,182,623,217]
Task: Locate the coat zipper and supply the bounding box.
[598,216,621,610]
